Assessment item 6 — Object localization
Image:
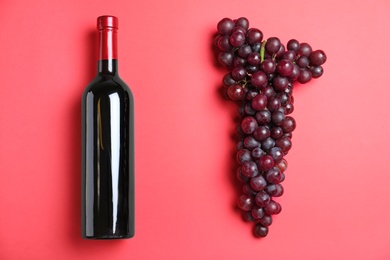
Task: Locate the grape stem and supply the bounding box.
[260,40,267,63]
[240,79,249,88]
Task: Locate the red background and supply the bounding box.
[1,0,390,259]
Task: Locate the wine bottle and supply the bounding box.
[81,15,134,239]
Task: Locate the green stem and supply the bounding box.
[240,79,248,88]
[260,40,267,62]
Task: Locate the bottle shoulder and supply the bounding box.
[83,75,133,98]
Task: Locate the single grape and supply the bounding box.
[272,76,289,92]
[241,161,259,178]
[227,84,245,100]
[243,136,261,150]
[255,190,271,207]
[251,94,268,111]
[275,159,288,172]
[255,110,271,125]
[298,42,312,57]
[235,17,249,30]
[276,59,294,76]
[267,97,281,112]
[243,183,257,196]
[253,125,271,141]
[257,155,274,171]
[222,72,235,87]
[242,211,255,222]
[248,52,261,66]
[217,18,235,35]
[261,137,275,151]
[265,37,281,54]
[246,28,263,45]
[296,56,309,68]
[282,116,296,133]
[244,103,256,115]
[251,147,264,159]
[289,64,300,81]
[250,175,267,191]
[265,184,284,197]
[241,116,258,134]
[269,146,284,163]
[236,149,252,164]
[218,51,233,67]
[282,50,296,61]
[231,66,247,81]
[254,224,269,237]
[217,35,233,51]
[251,71,268,88]
[233,57,247,68]
[310,65,324,78]
[265,167,282,184]
[309,49,327,66]
[237,194,255,211]
[260,59,276,74]
[238,44,252,58]
[287,39,300,53]
[271,126,284,139]
[251,206,265,219]
[262,85,276,99]
[258,214,273,227]
[297,68,312,84]
[236,167,250,183]
[230,31,246,47]
[271,111,285,126]
[275,136,292,154]
[264,200,282,215]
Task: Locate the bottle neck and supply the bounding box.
[98,27,118,75]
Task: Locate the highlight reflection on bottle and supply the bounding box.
[81,15,134,239]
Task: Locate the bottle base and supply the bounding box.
[82,234,134,240]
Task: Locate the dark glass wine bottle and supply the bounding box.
[81,15,134,239]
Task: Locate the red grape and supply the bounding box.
[213,17,327,238]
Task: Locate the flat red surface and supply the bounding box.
[1,0,390,259]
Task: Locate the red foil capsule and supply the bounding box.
[98,15,118,29]
[97,15,118,60]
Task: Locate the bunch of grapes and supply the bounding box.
[213,17,327,237]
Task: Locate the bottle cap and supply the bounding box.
[97,16,118,30]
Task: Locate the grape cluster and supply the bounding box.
[213,17,327,237]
